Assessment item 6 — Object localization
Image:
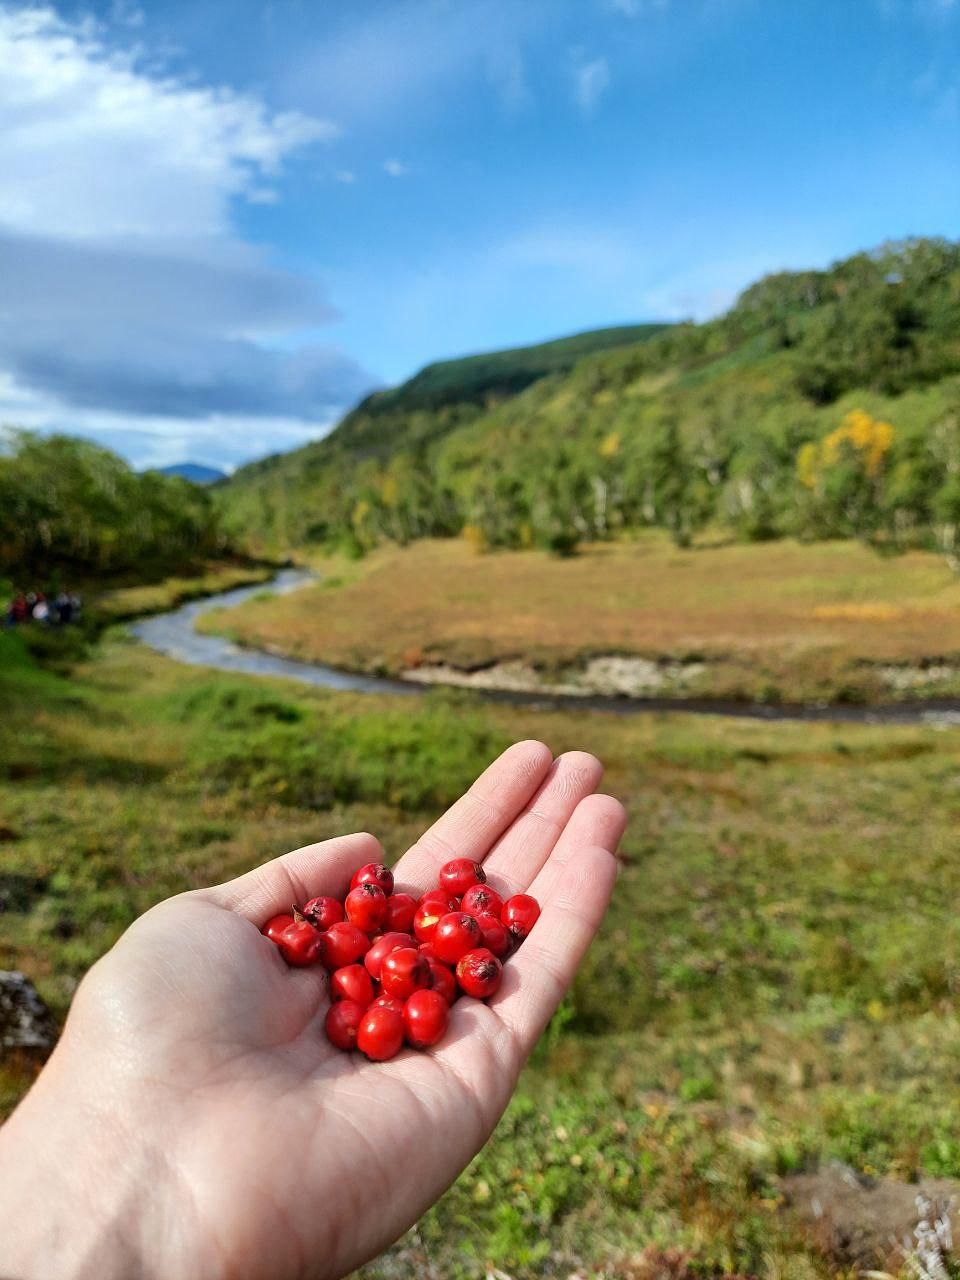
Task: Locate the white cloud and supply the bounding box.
[383,158,409,178]
[335,169,357,184]
[0,374,341,471]
[0,7,337,240]
[0,5,374,468]
[573,55,611,114]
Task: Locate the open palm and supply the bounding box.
[1,741,625,1280]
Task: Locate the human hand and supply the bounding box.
[0,741,625,1280]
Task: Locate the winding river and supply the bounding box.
[132,570,960,726]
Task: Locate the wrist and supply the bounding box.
[0,1033,206,1280]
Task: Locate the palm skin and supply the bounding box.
[0,741,625,1280]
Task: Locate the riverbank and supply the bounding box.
[195,536,960,707]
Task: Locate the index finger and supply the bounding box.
[391,739,554,893]
[488,842,618,1053]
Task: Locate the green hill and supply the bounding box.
[218,324,670,546]
[218,238,960,556]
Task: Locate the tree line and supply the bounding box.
[0,431,226,581]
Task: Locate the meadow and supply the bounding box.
[4,620,960,1277]
[199,534,960,704]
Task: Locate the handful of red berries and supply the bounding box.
[261,857,540,1062]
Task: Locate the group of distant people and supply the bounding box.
[4,589,82,628]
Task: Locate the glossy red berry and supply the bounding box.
[364,931,414,980]
[330,964,375,1007]
[322,922,371,970]
[475,912,511,958]
[369,994,405,1014]
[439,858,486,897]
[385,892,417,933]
[413,899,448,944]
[302,896,344,931]
[262,912,294,944]
[419,888,460,910]
[357,1003,405,1061]
[456,947,503,998]
[403,988,450,1048]
[276,919,325,967]
[501,893,541,941]
[460,884,504,920]
[344,883,388,933]
[426,958,457,1005]
[350,862,395,896]
[381,947,430,1000]
[432,911,482,965]
[325,999,365,1051]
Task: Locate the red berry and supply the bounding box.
[475,912,511,958]
[460,884,504,920]
[344,883,388,933]
[322,922,371,970]
[330,964,375,1007]
[432,912,482,965]
[325,1000,365,1051]
[350,862,395,896]
[419,888,460,910]
[385,892,417,933]
[381,947,430,1000]
[426,959,457,1005]
[357,1004,405,1061]
[413,900,448,944]
[262,912,294,944]
[501,893,541,941]
[439,858,486,897]
[403,988,450,1048]
[302,896,344,930]
[276,919,325,967]
[369,994,405,1014]
[456,947,503,999]
[364,931,414,980]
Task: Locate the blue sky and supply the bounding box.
[1,0,957,469]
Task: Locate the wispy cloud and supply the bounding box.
[383,158,409,178]
[573,55,611,113]
[335,169,357,184]
[606,0,670,15]
[282,0,543,124]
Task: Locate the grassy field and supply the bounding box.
[198,535,960,704]
[4,620,960,1275]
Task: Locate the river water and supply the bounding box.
[131,570,960,726]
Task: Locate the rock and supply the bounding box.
[0,971,57,1055]
[783,1164,960,1269]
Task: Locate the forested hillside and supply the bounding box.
[0,432,226,581]
[217,324,669,547]
[221,238,960,557]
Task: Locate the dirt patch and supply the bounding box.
[401,655,706,698]
[783,1164,960,1268]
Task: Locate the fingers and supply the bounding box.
[524,791,626,904]
[490,840,619,1058]
[480,751,603,898]
[202,831,384,923]
[391,740,553,894]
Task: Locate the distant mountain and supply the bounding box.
[160,463,227,485]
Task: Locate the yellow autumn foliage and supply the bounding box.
[797,409,895,488]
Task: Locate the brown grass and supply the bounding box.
[199,535,960,701]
